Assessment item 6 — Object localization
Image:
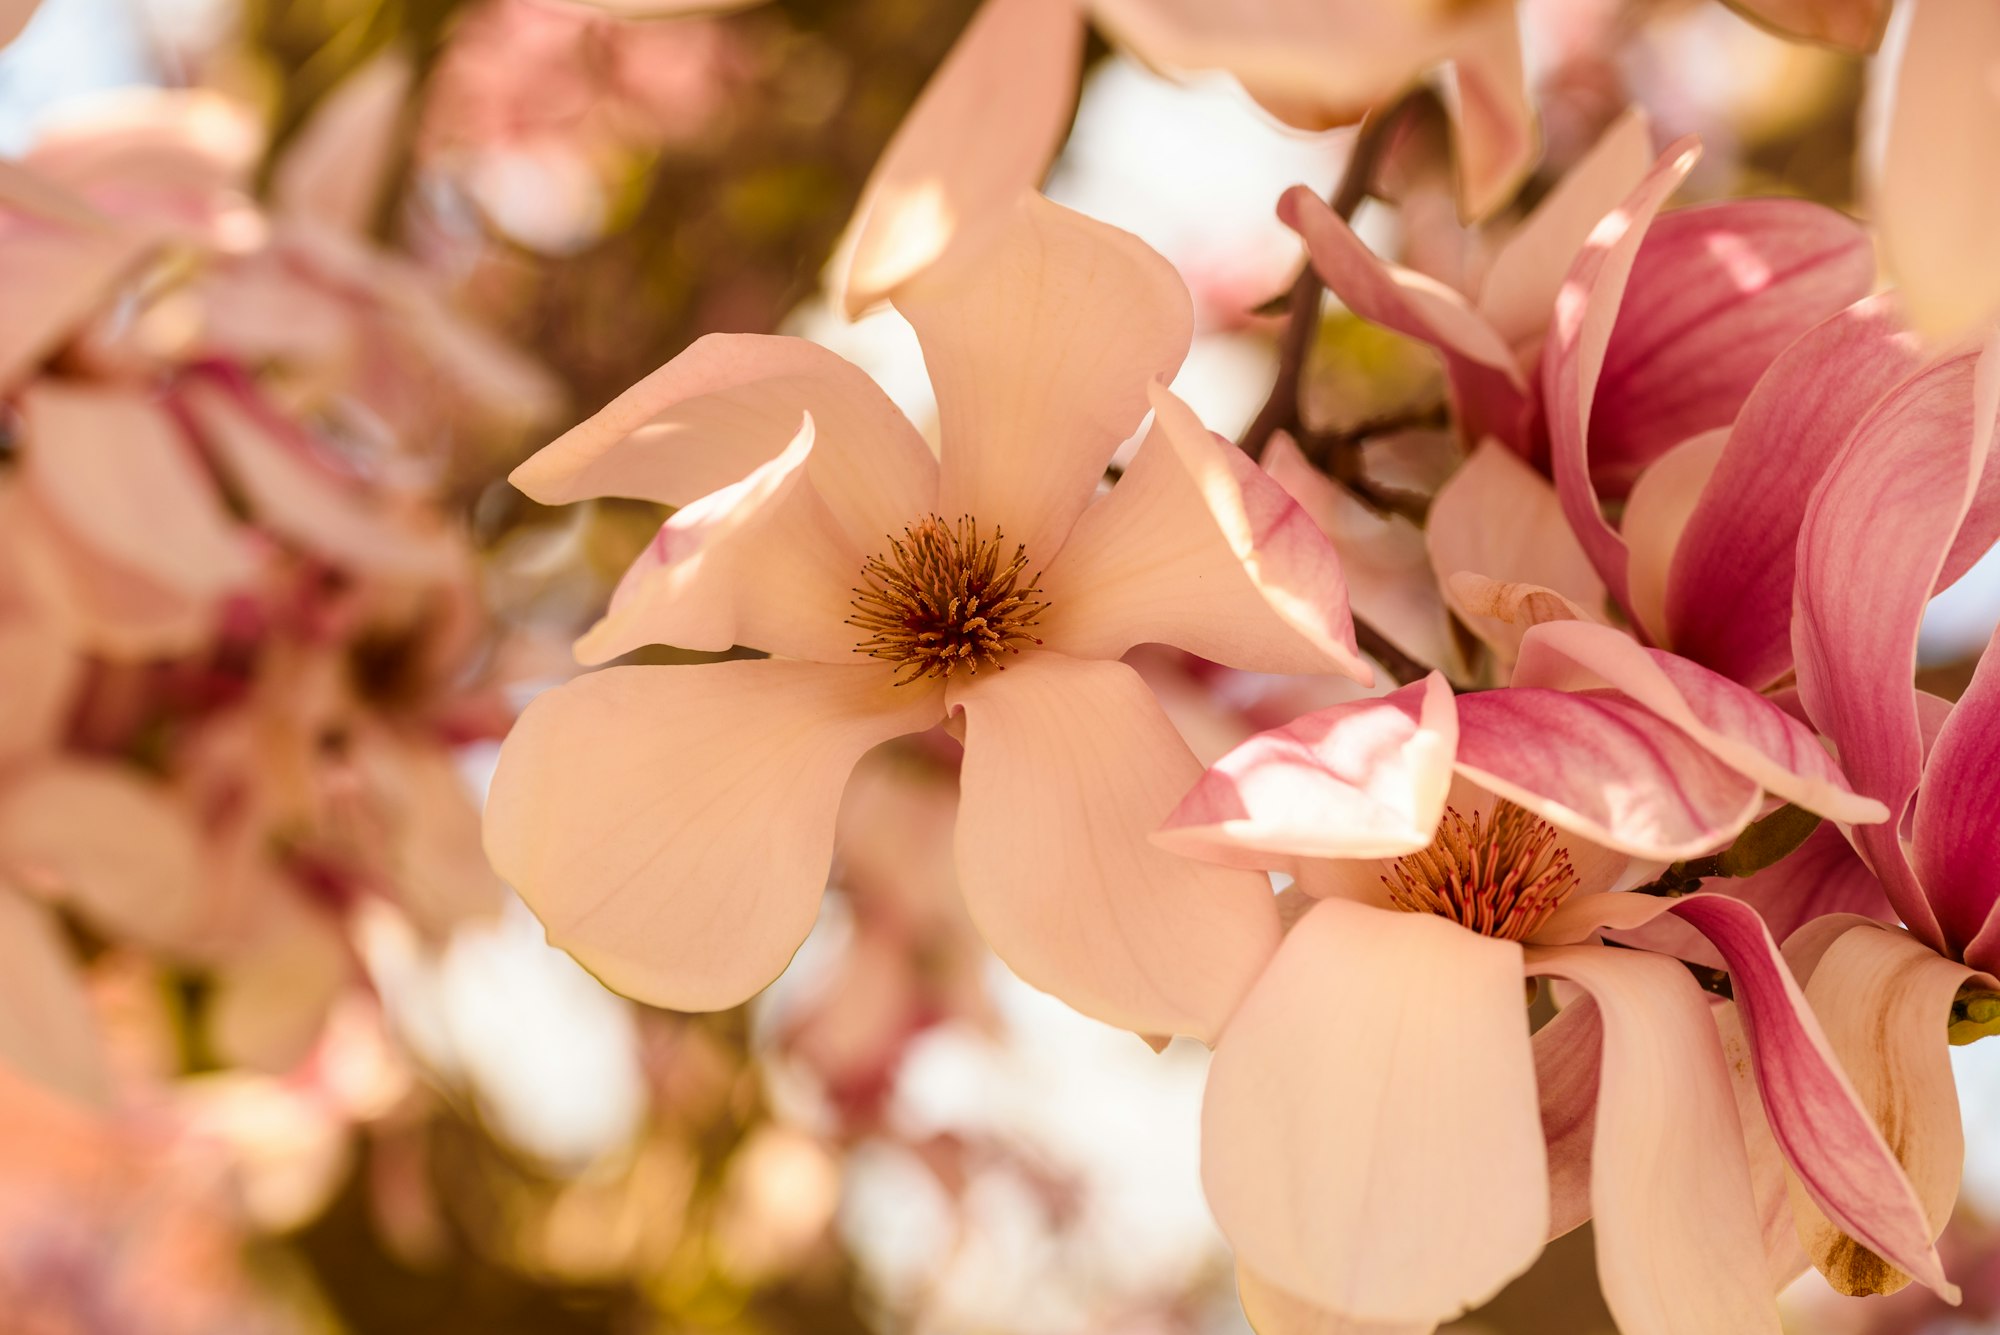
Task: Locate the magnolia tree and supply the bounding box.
[4,0,2000,1330]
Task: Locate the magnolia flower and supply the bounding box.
[1156,627,1950,1333]
[486,193,1369,1041]
[0,0,38,46]
[838,0,1533,315]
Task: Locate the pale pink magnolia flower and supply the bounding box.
[838,0,1533,315]
[487,193,1369,1041]
[0,0,37,45]
[1155,637,1949,1333]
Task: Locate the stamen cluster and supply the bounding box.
[847,514,1048,685]
[1384,802,1579,941]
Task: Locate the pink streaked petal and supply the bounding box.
[571,416,864,665]
[1532,993,1601,1241]
[482,661,943,1012]
[1589,199,1875,498]
[1665,894,1952,1299]
[0,887,107,1106]
[903,193,1191,565]
[1620,428,1727,647]
[1510,621,1888,825]
[1665,294,1924,688]
[1236,1265,1439,1335]
[1453,687,1761,860]
[1427,441,1607,665]
[1476,109,1653,348]
[837,0,1081,316]
[1874,0,2000,341]
[1790,922,1988,1296]
[1794,341,2000,949]
[1913,626,2000,962]
[1524,943,1779,1335]
[1727,0,1889,48]
[1157,674,1457,868]
[20,382,253,600]
[948,654,1279,1042]
[270,50,411,236]
[184,382,461,583]
[1713,1001,1814,1293]
[1264,432,1463,679]
[1039,384,1367,679]
[0,760,207,953]
[1205,898,1544,1323]
[1544,137,1701,610]
[510,333,937,552]
[1278,187,1532,454]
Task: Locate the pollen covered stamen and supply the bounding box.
[1384,802,1579,941]
[847,514,1048,685]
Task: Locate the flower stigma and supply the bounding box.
[1383,801,1579,941]
[847,514,1048,685]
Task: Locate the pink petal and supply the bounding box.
[1874,0,2000,340]
[0,887,107,1105]
[1510,621,1889,825]
[1664,294,1925,687]
[1437,3,1535,221]
[1204,897,1544,1323]
[1589,199,1875,497]
[570,416,865,665]
[0,167,150,393]
[1039,384,1367,679]
[482,661,942,1012]
[1264,432,1463,678]
[350,727,505,940]
[900,193,1191,564]
[1524,943,1779,1335]
[837,0,1082,315]
[1543,137,1701,610]
[13,490,212,660]
[184,382,460,583]
[270,50,411,235]
[1912,626,2000,966]
[0,760,207,952]
[1156,674,1457,868]
[510,333,937,552]
[948,654,1279,1041]
[0,0,39,45]
[20,383,253,600]
[1426,441,1607,665]
[1235,1265,1439,1335]
[1532,993,1601,1241]
[1789,922,1988,1296]
[1712,1001,1813,1292]
[1794,341,2000,947]
[1729,0,1889,48]
[1665,894,1952,1299]
[0,495,78,767]
[1475,109,1653,347]
[1620,427,1726,646]
[1279,186,1533,454]
[1453,687,1761,860]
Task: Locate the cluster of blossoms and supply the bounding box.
[476,0,2000,1332]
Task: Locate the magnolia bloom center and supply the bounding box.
[1383,802,1579,941]
[847,514,1048,684]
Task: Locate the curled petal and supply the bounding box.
[1205,898,1544,1323]
[482,661,942,1012]
[1620,428,1727,647]
[1666,894,1952,1300]
[1511,621,1888,825]
[1533,993,1601,1241]
[1453,687,1761,860]
[1157,674,1457,868]
[903,193,1192,563]
[949,654,1278,1042]
[1524,943,1778,1335]
[837,0,1082,316]
[1712,1001,1813,1293]
[1665,294,1924,687]
[510,333,937,551]
[1912,627,2000,967]
[572,416,865,665]
[1039,383,1367,679]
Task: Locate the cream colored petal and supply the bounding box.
[0,885,108,1105]
[271,50,412,236]
[1235,1266,1436,1335]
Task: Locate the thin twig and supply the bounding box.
[1354,621,1430,689]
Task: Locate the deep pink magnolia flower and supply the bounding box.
[1155,637,1952,1332]
[485,193,1370,1041]
[839,0,1532,315]
[1720,328,2000,1295]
